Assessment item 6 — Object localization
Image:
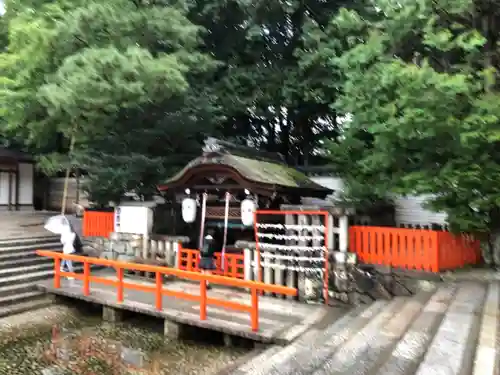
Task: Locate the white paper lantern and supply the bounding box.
[182,197,197,223]
[241,198,256,226]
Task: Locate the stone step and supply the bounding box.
[229,281,499,375]
[0,281,53,297]
[0,246,62,264]
[472,282,499,375]
[0,256,55,270]
[230,300,390,375]
[0,235,89,319]
[0,242,62,256]
[414,282,487,375]
[0,235,60,248]
[0,249,58,262]
[318,287,437,375]
[230,346,284,375]
[0,296,54,319]
[0,263,57,279]
[0,280,35,296]
[374,283,458,375]
[263,302,390,375]
[0,290,47,307]
[310,298,410,375]
[0,265,85,289]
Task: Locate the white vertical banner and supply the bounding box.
[198,192,208,250]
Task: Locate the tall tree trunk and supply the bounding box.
[281,110,291,162]
[61,135,75,215]
[481,11,500,268]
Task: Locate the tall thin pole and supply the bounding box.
[61,134,75,215]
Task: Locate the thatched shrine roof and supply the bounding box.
[158,138,332,198]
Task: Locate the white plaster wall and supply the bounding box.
[394,194,448,227]
[310,176,345,200]
[0,172,9,205]
[310,176,448,227]
[18,163,34,205]
[0,163,33,206]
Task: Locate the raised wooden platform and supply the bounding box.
[36,270,337,344]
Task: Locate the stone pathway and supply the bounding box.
[227,281,500,375]
[0,211,57,239]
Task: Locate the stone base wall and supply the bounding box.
[89,233,190,268]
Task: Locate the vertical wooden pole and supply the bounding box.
[14,164,19,211]
[7,171,12,211]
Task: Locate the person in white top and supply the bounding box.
[60,226,76,280]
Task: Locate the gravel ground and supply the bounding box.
[0,305,249,375]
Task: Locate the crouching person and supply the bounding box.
[199,233,217,289]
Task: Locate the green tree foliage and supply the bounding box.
[0,0,374,205]
[324,0,500,236]
[0,0,217,205]
[189,0,363,165]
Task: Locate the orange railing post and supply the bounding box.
[36,250,297,332]
[116,267,124,303]
[155,272,162,310]
[199,280,207,320]
[54,258,61,289]
[83,261,90,296]
[250,287,259,331]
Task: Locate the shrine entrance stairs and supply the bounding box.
[225,280,499,375]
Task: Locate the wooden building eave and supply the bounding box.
[158,163,331,199]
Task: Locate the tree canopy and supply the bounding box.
[0,0,360,204]
[2,0,500,244]
[0,0,217,203]
[320,0,500,237]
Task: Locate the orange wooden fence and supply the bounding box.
[36,250,296,332]
[349,226,481,272]
[83,210,115,238]
[178,245,245,279]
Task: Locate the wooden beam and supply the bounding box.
[7,171,12,211]
[15,164,20,210]
[167,184,275,197]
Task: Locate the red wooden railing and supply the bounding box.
[349,226,481,272]
[436,231,481,270]
[178,246,245,279]
[36,250,296,332]
[83,210,114,238]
